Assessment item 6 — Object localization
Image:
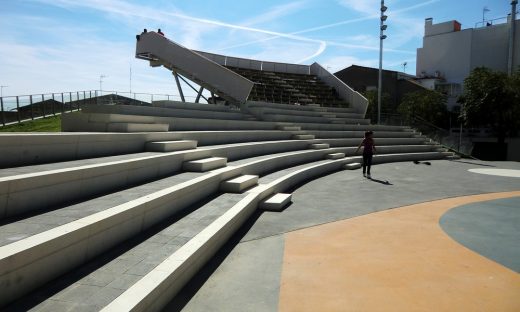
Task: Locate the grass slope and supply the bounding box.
[0,116,61,132]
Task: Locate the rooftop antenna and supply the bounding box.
[483,6,490,25]
[402,62,407,73]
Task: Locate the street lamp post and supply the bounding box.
[378,1,388,124]
[99,75,107,94]
[0,85,7,98]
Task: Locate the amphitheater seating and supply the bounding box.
[0,100,456,310]
[227,67,348,107]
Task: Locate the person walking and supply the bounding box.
[355,131,376,178]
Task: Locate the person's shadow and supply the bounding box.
[368,177,392,185]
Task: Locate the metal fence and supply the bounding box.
[0,90,187,126]
[379,113,473,156]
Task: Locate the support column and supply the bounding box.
[195,86,204,103]
[173,72,185,102]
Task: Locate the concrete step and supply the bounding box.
[326,153,345,159]
[446,154,461,160]
[146,140,198,152]
[292,134,315,140]
[0,148,453,309]
[183,157,227,172]
[259,193,292,211]
[309,143,330,149]
[345,162,361,170]
[321,114,336,118]
[5,192,248,311]
[107,123,169,132]
[220,175,259,193]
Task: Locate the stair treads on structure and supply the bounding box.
[4,193,247,311]
[0,171,205,247]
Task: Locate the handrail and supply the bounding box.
[379,113,474,158]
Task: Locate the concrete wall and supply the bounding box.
[417,28,472,84]
[417,18,520,85]
[470,23,511,73]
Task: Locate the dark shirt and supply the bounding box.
[361,138,375,155]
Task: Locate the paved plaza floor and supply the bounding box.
[167,159,520,311]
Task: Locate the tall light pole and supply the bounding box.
[378,1,388,124]
[0,85,7,98]
[99,75,107,94]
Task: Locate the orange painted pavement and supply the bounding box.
[279,191,520,312]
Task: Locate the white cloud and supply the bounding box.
[240,1,309,27]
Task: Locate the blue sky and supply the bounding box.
[0,0,514,99]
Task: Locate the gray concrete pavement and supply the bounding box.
[172,159,520,311]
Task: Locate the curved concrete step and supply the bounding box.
[0,148,452,308]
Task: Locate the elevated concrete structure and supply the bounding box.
[136,31,368,114]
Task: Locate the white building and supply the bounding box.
[416,9,520,111]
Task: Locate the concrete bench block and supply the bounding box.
[292,134,315,140]
[183,157,227,172]
[146,140,197,152]
[220,175,259,193]
[344,162,361,170]
[309,143,330,149]
[278,126,301,131]
[326,153,345,159]
[446,155,461,160]
[260,193,292,211]
[107,123,169,132]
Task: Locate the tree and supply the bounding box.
[397,89,448,127]
[363,90,392,123]
[458,67,520,144]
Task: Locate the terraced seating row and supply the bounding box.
[227,66,348,106]
[0,100,455,310]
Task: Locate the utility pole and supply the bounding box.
[130,66,132,94]
[483,7,490,26]
[99,75,107,94]
[0,85,7,98]
[508,1,518,75]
